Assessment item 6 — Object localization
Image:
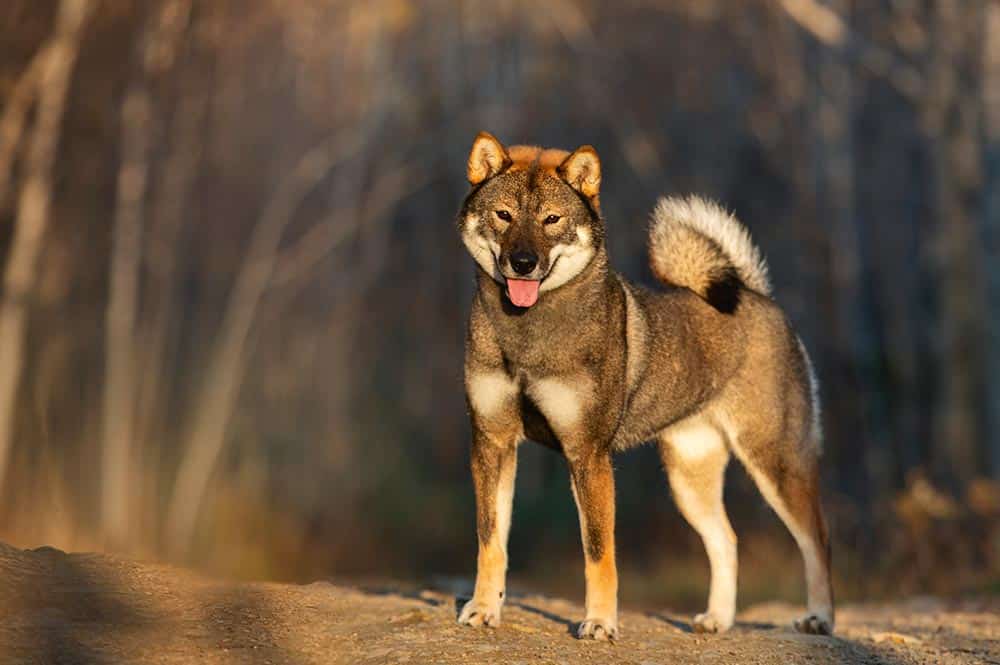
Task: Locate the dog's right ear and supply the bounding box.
[467,131,511,185]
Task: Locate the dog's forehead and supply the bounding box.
[479,169,575,211]
[519,171,575,209]
[506,145,571,204]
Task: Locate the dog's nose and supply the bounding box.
[509,250,538,276]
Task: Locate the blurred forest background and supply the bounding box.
[1,0,998,610]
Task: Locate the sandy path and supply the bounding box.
[0,543,996,664]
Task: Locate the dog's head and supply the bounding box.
[458,131,604,308]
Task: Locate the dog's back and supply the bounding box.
[608,197,815,452]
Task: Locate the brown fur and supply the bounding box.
[456,133,834,641]
[506,145,570,175]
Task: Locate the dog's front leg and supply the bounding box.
[569,449,619,640]
[457,429,518,628]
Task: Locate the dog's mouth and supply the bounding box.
[496,255,561,309]
[505,278,540,307]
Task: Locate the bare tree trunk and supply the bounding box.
[100,89,150,546]
[134,92,206,473]
[0,0,91,493]
[924,1,986,485]
[100,0,192,547]
[164,132,364,558]
[982,2,1000,479]
[131,89,206,550]
[786,0,875,502]
[782,0,924,507]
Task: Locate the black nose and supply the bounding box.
[509,250,538,275]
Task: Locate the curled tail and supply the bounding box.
[648,195,771,312]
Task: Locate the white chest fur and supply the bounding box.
[526,376,592,433]
[466,370,518,419]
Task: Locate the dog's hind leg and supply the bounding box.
[658,421,738,633]
[732,433,834,635]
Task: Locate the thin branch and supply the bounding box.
[269,163,429,287]
[778,0,846,46]
[0,47,47,212]
[779,0,924,100]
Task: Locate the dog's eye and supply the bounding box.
[544,214,561,225]
[495,210,512,222]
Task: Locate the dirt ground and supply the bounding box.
[0,542,996,664]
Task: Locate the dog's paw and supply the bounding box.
[794,614,833,635]
[457,598,501,628]
[692,612,732,634]
[577,617,619,641]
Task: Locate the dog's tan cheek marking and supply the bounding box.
[467,371,518,420]
[462,213,505,284]
[539,227,595,293]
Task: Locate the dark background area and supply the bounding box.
[0,0,997,610]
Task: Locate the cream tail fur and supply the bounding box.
[648,195,771,298]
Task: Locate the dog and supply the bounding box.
[455,131,833,641]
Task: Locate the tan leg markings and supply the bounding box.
[458,439,517,628]
[570,453,619,640]
[660,422,738,633]
[730,438,834,635]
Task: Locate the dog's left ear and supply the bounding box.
[558,145,601,198]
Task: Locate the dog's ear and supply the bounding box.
[557,145,601,199]
[467,131,511,185]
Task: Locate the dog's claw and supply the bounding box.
[457,599,501,628]
[577,617,618,641]
[794,614,832,635]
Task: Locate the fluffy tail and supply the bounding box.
[648,195,771,311]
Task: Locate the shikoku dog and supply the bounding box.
[456,131,833,641]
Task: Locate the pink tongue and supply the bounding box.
[507,278,540,307]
